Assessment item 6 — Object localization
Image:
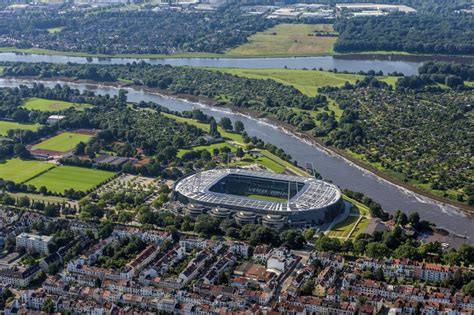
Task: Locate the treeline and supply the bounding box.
[0,5,275,55]
[334,14,474,55]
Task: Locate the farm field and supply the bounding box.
[33,132,93,153]
[0,120,43,136]
[227,24,337,57]
[0,159,53,183]
[26,165,115,193]
[22,97,93,112]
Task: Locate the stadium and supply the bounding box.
[174,169,343,227]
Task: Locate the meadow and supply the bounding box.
[0,120,43,136]
[22,97,93,112]
[227,24,337,57]
[0,159,54,183]
[33,132,93,153]
[26,165,115,193]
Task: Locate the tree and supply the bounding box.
[397,212,408,226]
[315,236,341,252]
[462,280,474,296]
[219,117,233,131]
[209,119,219,137]
[366,242,390,259]
[280,229,305,250]
[17,196,30,208]
[298,279,315,296]
[235,147,244,158]
[408,212,420,227]
[98,221,114,239]
[303,228,315,241]
[44,204,60,217]
[194,214,220,237]
[41,298,55,313]
[234,120,245,133]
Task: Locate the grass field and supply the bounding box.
[227,24,337,57]
[327,215,359,238]
[351,217,370,237]
[22,97,93,112]
[0,159,54,183]
[26,165,115,193]
[33,132,93,153]
[0,121,43,136]
[177,142,236,158]
[247,194,287,202]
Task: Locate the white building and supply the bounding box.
[16,233,52,255]
[46,115,66,125]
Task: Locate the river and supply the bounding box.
[0,77,472,242]
[0,52,432,75]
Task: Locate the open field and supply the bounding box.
[351,217,370,237]
[33,132,93,153]
[227,24,337,57]
[177,142,236,158]
[26,165,115,193]
[247,194,287,202]
[0,120,43,136]
[23,97,93,112]
[0,159,54,183]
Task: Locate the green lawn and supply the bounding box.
[0,159,54,183]
[33,132,93,153]
[177,142,235,158]
[26,165,115,193]
[0,120,43,136]
[247,194,287,202]
[22,97,93,112]
[351,217,370,238]
[227,24,337,57]
[327,215,359,238]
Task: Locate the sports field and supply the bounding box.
[247,194,287,202]
[26,165,115,193]
[0,121,43,136]
[33,132,93,153]
[227,24,337,57]
[22,97,93,112]
[0,159,53,183]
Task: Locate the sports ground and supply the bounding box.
[0,159,54,183]
[32,132,93,153]
[26,165,115,193]
[22,97,93,112]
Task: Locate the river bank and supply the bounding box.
[3,74,472,218]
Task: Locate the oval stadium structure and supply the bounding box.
[174,169,343,226]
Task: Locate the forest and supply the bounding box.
[1,62,472,205]
[0,5,275,55]
[333,14,474,55]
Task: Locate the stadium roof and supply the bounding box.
[175,169,341,213]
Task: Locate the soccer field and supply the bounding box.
[0,159,54,183]
[33,132,93,152]
[22,97,93,112]
[0,121,43,136]
[26,165,115,193]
